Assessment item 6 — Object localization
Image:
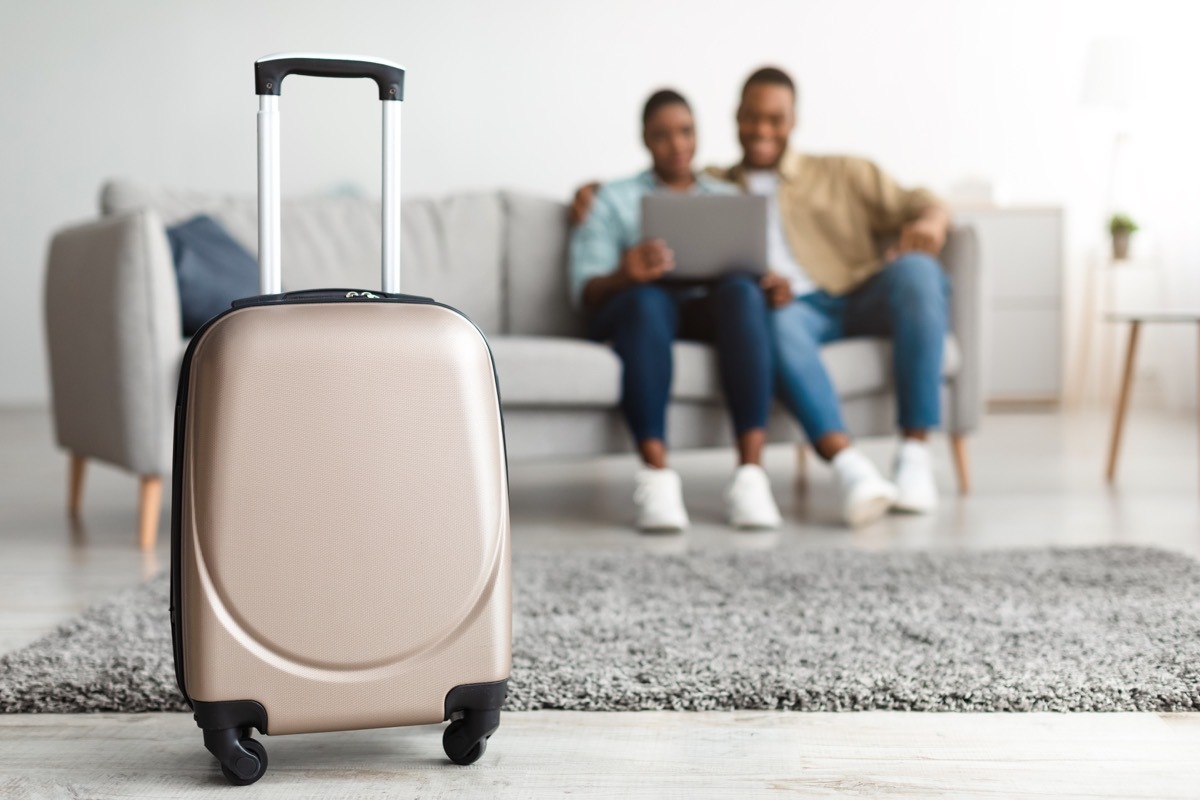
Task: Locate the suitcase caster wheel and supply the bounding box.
[443,718,489,765]
[218,737,268,786]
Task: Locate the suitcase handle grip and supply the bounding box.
[255,54,405,102]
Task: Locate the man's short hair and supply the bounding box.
[642,89,690,126]
[741,67,797,102]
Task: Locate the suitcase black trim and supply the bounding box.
[444,678,508,720]
[193,699,269,734]
[169,290,511,708]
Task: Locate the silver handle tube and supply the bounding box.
[257,95,282,295]
[381,101,400,292]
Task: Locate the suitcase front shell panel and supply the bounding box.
[177,300,511,735]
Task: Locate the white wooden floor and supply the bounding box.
[4,711,1200,799]
[2,406,1199,798]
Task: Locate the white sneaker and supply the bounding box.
[633,468,689,532]
[831,447,898,527]
[725,464,783,530]
[892,439,939,514]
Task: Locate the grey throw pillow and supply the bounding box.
[166,215,259,336]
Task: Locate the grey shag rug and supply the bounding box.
[3,546,1200,714]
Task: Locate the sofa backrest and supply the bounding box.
[499,192,582,338]
[100,180,512,336]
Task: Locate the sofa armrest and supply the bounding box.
[940,224,983,434]
[43,209,182,475]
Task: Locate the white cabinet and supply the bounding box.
[954,207,1064,405]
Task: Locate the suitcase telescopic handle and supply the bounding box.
[254,53,406,296]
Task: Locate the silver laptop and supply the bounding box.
[641,194,768,280]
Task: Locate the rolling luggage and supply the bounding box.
[169,53,511,786]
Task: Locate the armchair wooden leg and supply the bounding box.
[137,475,163,551]
[796,443,809,492]
[949,434,971,495]
[68,454,87,519]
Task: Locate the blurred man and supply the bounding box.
[724,67,951,526]
[569,89,781,533]
[574,68,951,527]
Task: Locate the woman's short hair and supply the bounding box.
[642,89,691,126]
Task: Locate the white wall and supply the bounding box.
[3,0,1198,406]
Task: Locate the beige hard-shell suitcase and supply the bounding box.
[169,54,511,787]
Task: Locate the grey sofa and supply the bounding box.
[44,180,981,548]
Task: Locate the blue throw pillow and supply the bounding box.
[166,215,259,336]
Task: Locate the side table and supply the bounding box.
[1105,310,1200,484]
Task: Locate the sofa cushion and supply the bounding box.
[502,192,582,338]
[101,184,380,289]
[100,181,507,334]
[670,334,963,404]
[492,333,960,411]
[400,193,506,334]
[490,336,620,407]
[165,215,259,336]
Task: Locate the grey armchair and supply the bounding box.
[43,180,981,549]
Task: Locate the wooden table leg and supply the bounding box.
[1105,321,1141,484]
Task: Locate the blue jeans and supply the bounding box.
[588,274,772,444]
[771,252,950,442]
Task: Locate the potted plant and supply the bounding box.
[1109,213,1139,260]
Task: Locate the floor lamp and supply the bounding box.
[1068,37,1140,408]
